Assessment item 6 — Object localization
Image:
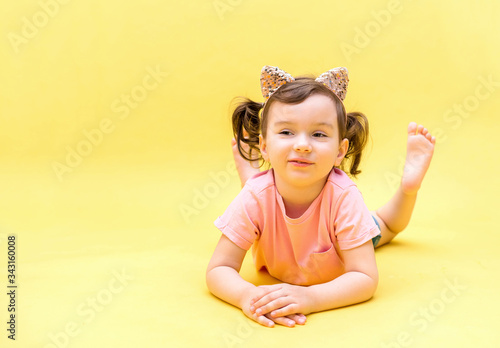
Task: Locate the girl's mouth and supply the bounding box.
[289,160,313,167]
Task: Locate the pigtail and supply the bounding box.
[342,111,369,177]
[231,97,263,163]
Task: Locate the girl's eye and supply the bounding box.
[279,130,292,135]
[313,132,327,137]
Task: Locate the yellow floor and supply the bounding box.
[1,1,499,347]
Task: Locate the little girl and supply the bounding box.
[206,65,435,328]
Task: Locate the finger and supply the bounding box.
[254,297,283,316]
[254,314,275,328]
[255,284,282,294]
[252,288,284,311]
[250,292,281,314]
[250,288,271,305]
[256,297,295,317]
[249,286,282,312]
[268,303,300,318]
[266,314,295,328]
[251,286,282,307]
[286,314,307,325]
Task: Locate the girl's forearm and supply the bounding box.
[307,271,378,313]
[206,266,256,309]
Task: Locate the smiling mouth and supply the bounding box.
[289,160,313,167]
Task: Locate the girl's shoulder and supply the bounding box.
[326,168,358,191]
[244,169,276,195]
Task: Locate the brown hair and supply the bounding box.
[232,77,369,177]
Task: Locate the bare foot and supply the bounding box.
[232,138,261,187]
[401,122,436,195]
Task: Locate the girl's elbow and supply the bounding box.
[366,274,379,299]
[369,266,379,293]
[206,267,221,296]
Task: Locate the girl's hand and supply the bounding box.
[241,286,307,328]
[249,284,313,320]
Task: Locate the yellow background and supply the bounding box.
[1,0,499,347]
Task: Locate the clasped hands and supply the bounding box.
[242,283,313,328]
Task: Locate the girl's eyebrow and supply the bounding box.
[273,121,292,127]
[273,120,334,130]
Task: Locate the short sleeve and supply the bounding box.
[333,186,380,250]
[214,185,262,250]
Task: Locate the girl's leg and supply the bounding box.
[231,136,261,188]
[373,122,436,247]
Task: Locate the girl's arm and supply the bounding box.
[206,234,306,327]
[307,240,378,312]
[249,240,378,317]
[206,234,254,308]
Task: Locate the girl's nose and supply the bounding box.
[293,134,312,152]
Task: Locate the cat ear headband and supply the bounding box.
[260,65,349,103]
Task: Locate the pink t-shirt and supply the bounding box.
[214,168,379,286]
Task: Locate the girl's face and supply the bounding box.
[259,94,348,191]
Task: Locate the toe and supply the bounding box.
[408,122,418,135]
